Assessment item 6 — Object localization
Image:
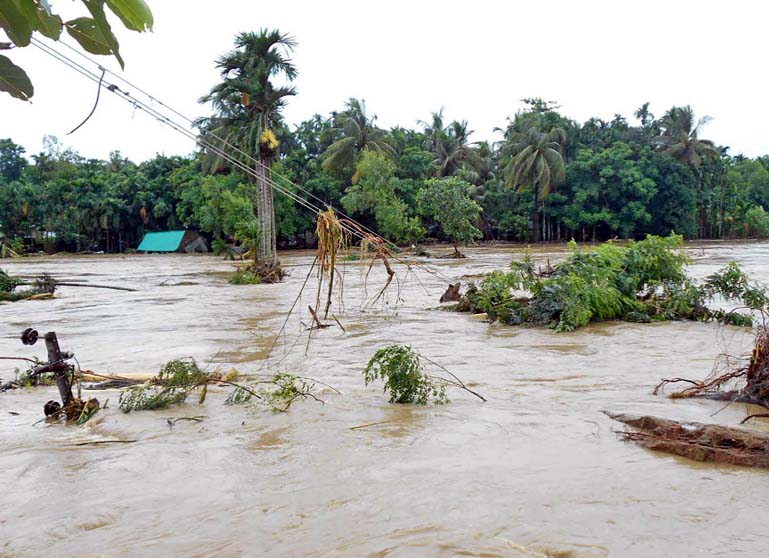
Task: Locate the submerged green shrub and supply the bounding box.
[466,271,524,324]
[463,234,766,332]
[363,345,447,405]
[229,269,262,285]
[119,358,206,413]
[120,358,323,413]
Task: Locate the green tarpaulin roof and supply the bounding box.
[137,231,186,252]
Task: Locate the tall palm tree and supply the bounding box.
[654,106,720,237]
[198,29,297,269]
[321,98,395,181]
[653,105,718,169]
[418,108,445,153]
[501,127,566,242]
[432,120,480,178]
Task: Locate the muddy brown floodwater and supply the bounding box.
[2,242,769,557]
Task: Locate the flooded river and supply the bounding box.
[2,242,769,557]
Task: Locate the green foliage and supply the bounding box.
[363,345,447,405]
[322,98,396,179]
[620,234,688,294]
[701,262,768,311]
[464,234,766,332]
[1,95,765,249]
[743,206,769,238]
[234,217,260,264]
[342,151,424,244]
[212,237,236,260]
[229,269,262,285]
[118,359,322,413]
[118,358,206,413]
[559,143,658,238]
[259,373,316,412]
[418,177,482,250]
[0,0,153,100]
[0,268,22,291]
[466,271,524,324]
[225,373,318,412]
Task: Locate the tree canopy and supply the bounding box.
[3,87,768,257]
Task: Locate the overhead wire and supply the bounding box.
[56,37,409,254]
[30,37,454,283]
[31,40,334,227]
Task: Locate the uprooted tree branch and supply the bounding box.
[1,268,136,302]
[655,323,769,410]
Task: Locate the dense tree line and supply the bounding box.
[2,96,769,253]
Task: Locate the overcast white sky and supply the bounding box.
[1,0,767,162]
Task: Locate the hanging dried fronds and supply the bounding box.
[315,209,349,319]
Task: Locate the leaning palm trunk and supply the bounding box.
[255,156,278,268]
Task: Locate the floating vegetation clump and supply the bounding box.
[462,234,767,332]
[118,358,326,413]
[0,268,57,302]
[118,358,207,412]
[229,269,262,285]
[363,345,485,404]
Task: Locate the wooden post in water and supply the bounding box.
[44,332,73,407]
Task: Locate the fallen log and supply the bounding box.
[54,282,137,292]
[605,411,769,468]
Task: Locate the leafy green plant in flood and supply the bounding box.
[225,373,323,412]
[119,358,206,412]
[363,345,447,404]
[229,269,262,285]
[119,358,328,413]
[212,237,237,260]
[463,234,767,332]
[363,345,486,404]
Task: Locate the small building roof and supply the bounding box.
[137,231,187,252]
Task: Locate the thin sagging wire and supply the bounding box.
[32,39,453,283]
[47,38,427,255]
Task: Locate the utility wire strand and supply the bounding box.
[34,43,366,243]
[32,41,339,230]
[55,37,403,252]
[41,39,432,255]
[33,39,385,248]
[31,38,454,283]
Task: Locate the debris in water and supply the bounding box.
[655,325,769,410]
[605,411,769,468]
[119,358,330,413]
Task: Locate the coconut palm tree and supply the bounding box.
[418,108,446,153]
[501,127,567,242]
[654,105,718,169]
[198,29,297,270]
[321,98,395,181]
[653,106,720,237]
[634,102,655,128]
[431,120,480,178]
